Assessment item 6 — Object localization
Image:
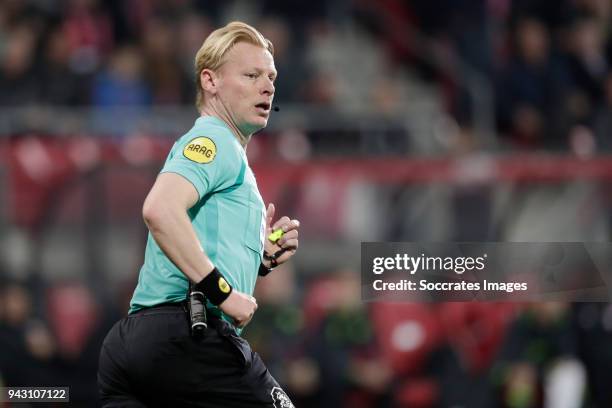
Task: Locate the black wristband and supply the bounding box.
[194,267,233,305]
[258,263,273,277]
[263,248,285,268]
[260,249,287,276]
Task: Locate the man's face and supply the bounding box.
[216,42,276,136]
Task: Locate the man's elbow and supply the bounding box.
[142,198,163,230]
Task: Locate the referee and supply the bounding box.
[98,21,299,408]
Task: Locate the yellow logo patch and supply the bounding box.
[218,277,230,294]
[183,137,217,163]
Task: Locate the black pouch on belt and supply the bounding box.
[188,282,207,339]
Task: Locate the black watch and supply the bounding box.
[259,249,285,277]
[258,262,274,277]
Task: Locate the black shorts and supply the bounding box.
[98,303,294,408]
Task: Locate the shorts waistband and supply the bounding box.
[131,301,188,316]
[129,301,235,334]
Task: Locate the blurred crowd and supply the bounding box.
[0,0,611,152]
[355,0,612,152]
[0,0,340,108]
[248,268,612,407]
[0,280,121,406]
[3,270,612,407]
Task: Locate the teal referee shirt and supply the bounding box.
[129,116,266,333]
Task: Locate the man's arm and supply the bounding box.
[142,172,257,327]
[142,173,213,282]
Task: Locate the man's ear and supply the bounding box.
[201,69,218,95]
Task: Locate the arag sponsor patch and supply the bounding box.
[183,137,217,163]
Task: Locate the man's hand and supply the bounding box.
[264,203,300,268]
[219,290,258,328]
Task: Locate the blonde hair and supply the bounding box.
[194,21,274,111]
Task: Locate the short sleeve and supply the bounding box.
[161,132,242,199]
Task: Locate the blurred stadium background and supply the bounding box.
[1,0,612,407]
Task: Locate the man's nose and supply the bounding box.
[262,78,275,95]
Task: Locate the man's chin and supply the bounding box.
[251,118,268,131]
[242,120,267,136]
[255,115,269,127]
